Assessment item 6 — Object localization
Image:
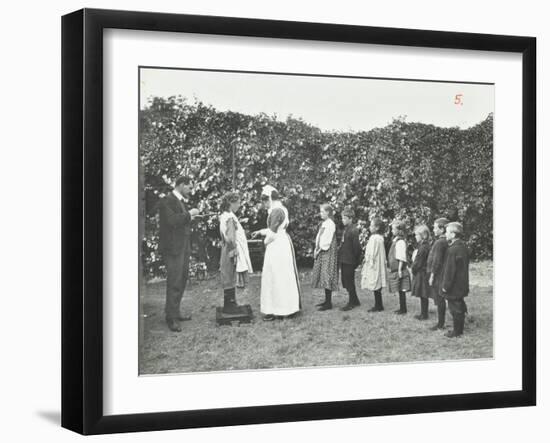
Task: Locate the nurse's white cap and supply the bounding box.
[261,184,278,197]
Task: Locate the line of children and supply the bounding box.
[218,191,470,338]
[310,205,470,338]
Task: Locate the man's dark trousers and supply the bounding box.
[164,247,190,321]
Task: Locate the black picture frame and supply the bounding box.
[61,8,536,435]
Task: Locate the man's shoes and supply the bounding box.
[166,319,182,332]
[178,314,192,321]
[395,309,407,315]
[340,303,358,312]
[315,301,327,307]
[414,314,428,321]
[430,324,445,331]
[318,303,333,311]
[263,314,276,321]
[445,330,463,338]
[368,306,383,312]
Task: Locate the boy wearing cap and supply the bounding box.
[441,222,470,338]
[338,207,362,311]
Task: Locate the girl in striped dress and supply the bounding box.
[311,204,339,311]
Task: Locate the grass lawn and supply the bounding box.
[139,261,493,375]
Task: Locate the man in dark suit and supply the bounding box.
[158,176,199,332]
[441,222,470,338]
[338,207,363,311]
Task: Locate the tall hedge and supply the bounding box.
[140,96,493,279]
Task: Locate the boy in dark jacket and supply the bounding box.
[442,222,470,338]
[427,217,449,330]
[338,207,362,311]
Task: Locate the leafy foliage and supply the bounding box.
[140,96,493,279]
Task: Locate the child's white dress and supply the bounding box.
[361,233,388,291]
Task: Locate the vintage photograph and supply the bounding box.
[138,67,494,375]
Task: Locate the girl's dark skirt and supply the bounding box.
[412,270,430,299]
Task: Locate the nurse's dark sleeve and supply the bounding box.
[268,210,284,233]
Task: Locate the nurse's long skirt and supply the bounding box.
[260,231,301,316]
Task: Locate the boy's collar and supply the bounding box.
[172,189,187,201]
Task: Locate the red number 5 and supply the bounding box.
[454,94,464,105]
